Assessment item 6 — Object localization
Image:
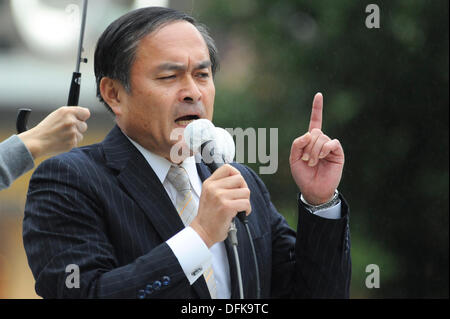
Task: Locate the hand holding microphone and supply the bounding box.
[185,119,251,248]
[190,164,251,248]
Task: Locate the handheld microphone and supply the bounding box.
[184,120,246,223]
[184,119,260,299]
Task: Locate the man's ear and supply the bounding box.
[100,77,126,115]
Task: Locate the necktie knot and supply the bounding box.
[166,165,191,194]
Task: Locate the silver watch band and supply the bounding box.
[302,190,340,213]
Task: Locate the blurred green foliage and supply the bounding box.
[193,0,449,297]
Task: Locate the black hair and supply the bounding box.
[94,7,219,113]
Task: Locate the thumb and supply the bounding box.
[289,132,311,165]
[72,106,91,121]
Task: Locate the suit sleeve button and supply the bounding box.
[145,284,153,294]
[153,280,162,290]
[162,276,170,286]
[137,289,146,299]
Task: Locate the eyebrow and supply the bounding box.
[156,60,212,72]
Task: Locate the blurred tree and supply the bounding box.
[193,0,449,297]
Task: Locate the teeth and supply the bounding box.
[176,119,194,126]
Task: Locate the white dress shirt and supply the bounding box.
[126,135,341,299]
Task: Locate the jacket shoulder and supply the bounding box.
[33,143,105,177]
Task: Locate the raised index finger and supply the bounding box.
[308,92,323,132]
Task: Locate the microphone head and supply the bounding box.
[184,119,216,153]
[184,119,235,164]
[213,127,235,164]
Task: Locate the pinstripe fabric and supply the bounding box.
[23,125,351,299]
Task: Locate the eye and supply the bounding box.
[158,75,176,80]
[196,72,210,79]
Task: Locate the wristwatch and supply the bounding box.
[301,190,340,213]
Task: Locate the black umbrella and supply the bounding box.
[16,0,89,133]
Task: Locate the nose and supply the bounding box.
[179,76,202,104]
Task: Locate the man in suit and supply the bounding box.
[23,7,351,299]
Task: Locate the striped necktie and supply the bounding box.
[166,165,218,299]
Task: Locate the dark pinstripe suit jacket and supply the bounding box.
[23,125,351,299]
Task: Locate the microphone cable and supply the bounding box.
[237,212,261,299]
[228,221,244,299]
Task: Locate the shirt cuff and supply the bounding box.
[300,194,342,219]
[166,226,212,285]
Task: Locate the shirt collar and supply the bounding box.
[125,135,202,197]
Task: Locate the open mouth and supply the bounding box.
[175,115,200,126]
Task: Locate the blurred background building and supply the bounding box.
[0,0,448,298]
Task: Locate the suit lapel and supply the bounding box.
[102,126,211,298]
[117,160,183,241]
[103,126,184,242]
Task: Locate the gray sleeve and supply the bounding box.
[0,135,35,190]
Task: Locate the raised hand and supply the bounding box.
[289,93,344,205]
